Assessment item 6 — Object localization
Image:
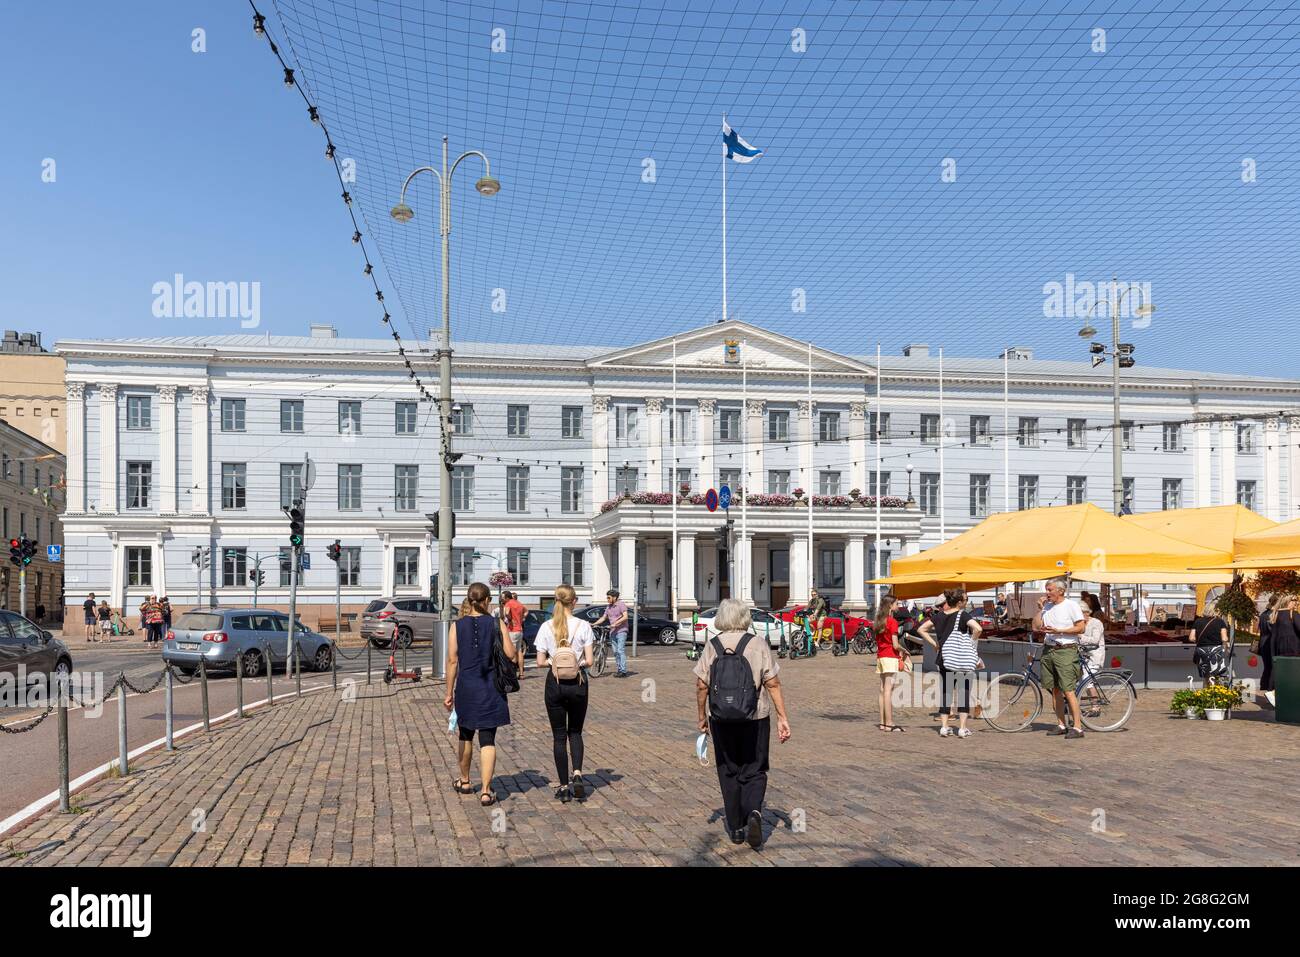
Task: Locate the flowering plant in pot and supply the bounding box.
[1169,688,1202,718]
[792,487,805,500]
[488,571,514,590]
[849,488,861,501]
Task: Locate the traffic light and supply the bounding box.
[8,538,21,567]
[21,536,37,565]
[1089,341,1106,368]
[431,512,456,539]
[192,546,210,569]
[326,539,342,562]
[1117,343,1135,369]
[287,500,306,549]
[249,568,265,587]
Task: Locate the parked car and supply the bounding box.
[0,610,72,681]
[360,597,438,648]
[575,604,680,645]
[162,608,333,677]
[774,603,872,641]
[678,606,792,649]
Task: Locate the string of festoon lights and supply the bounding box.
[247,0,433,402]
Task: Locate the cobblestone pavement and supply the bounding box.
[3,650,1297,867]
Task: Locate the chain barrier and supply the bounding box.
[0,705,54,734]
[332,641,370,660]
[121,668,169,695]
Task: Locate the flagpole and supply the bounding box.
[721,113,729,325]
[807,340,814,599]
[741,337,748,606]
[671,337,679,623]
[1003,347,1010,511]
[874,343,882,608]
[939,346,946,541]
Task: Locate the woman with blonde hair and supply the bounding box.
[534,584,595,802]
[444,581,516,806]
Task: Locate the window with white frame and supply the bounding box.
[126,395,151,430]
[767,410,789,442]
[869,470,890,497]
[126,462,152,509]
[278,547,294,587]
[767,470,790,494]
[507,466,530,511]
[969,474,990,517]
[452,548,475,586]
[1017,417,1039,447]
[339,547,361,587]
[718,408,740,442]
[561,405,583,439]
[919,472,939,515]
[280,399,304,433]
[338,464,362,510]
[670,467,692,493]
[394,465,418,511]
[1123,477,1136,511]
[507,404,530,437]
[819,470,841,495]
[1237,423,1256,454]
[1066,475,1087,505]
[1162,478,1182,510]
[819,411,840,442]
[669,407,692,444]
[562,548,585,586]
[616,405,640,443]
[819,548,845,588]
[338,400,361,435]
[920,414,941,445]
[1162,422,1182,452]
[719,468,740,491]
[221,398,245,432]
[1067,419,1086,449]
[222,547,248,588]
[1018,474,1039,510]
[1121,420,1135,451]
[1237,479,1257,510]
[451,466,474,511]
[451,403,473,435]
[561,466,584,512]
[969,415,991,445]
[221,463,246,510]
[280,463,304,509]
[126,546,152,587]
[615,466,639,495]
[394,547,420,587]
[507,547,530,585]
[394,401,418,435]
[869,411,890,441]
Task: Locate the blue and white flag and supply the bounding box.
[722,119,763,163]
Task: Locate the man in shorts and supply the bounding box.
[806,588,829,643]
[83,593,97,640]
[1032,577,1087,739]
[501,591,527,677]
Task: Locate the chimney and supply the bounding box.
[1002,346,1034,361]
[310,323,337,339]
[901,343,929,358]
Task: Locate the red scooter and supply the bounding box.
[383,621,422,684]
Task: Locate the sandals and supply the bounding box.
[451,779,476,795]
[479,791,497,807]
[878,724,906,732]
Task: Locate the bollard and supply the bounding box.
[236,652,244,718]
[165,668,174,751]
[295,643,302,698]
[117,682,129,776]
[367,640,372,685]
[331,638,337,692]
[265,645,274,707]
[57,674,70,812]
[199,657,210,734]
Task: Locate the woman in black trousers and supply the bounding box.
[534,584,595,802]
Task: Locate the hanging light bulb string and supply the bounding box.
[247,0,433,402]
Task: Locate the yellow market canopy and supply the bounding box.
[1195,516,1300,570]
[1124,504,1275,554]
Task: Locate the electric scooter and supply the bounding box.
[383,621,422,684]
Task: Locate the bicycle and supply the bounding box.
[980,643,1136,732]
[591,624,612,677]
[834,623,876,656]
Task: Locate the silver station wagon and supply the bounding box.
[161,608,334,677]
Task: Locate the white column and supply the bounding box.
[844,535,866,612]
[1263,419,1281,520]
[1289,416,1300,518]
[592,396,610,508]
[790,534,810,604]
[676,533,697,612]
[798,399,815,494]
[592,540,611,599]
[646,398,664,492]
[420,532,433,597]
[617,535,637,597]
[159,385,178,514]
[1193,418,1213,508]
[1219,420,1237,505]
[153,535,168,598]
[97,384,118,513]
[697,398,715,489]
[65,383,86,514]
[745,399,765,494]
[190,386,210,514]
[849,401,867,497]
[737,532,753,605]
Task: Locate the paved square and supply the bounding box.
[3,650,1298,867]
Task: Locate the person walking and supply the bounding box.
[1031,578,1087,738]
[1256,594,1285,706]
[160,596,173,634]
[83,592,97,640]
[97,600,113,641]
[1187,605,1230,688]
[139,594,164,644]
[534,584,595,802]
[444,581,515,807]
[501,591,527,679]
[872,594,907,732]
[593,589,631,678]
[919,589,983,737]
[694,598,790,849]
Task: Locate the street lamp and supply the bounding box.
[1075,277,1157,515]
[905,463,915,505]
[392,137,499,624]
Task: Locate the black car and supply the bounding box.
[0,610,73,682]
[576,604,679,645]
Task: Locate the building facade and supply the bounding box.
[55,321,1300,622]
[0,419,65,618]
[0,330,67,453]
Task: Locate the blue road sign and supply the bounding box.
[719,484,732,510]
[705,488,719,512]
[300,552,311,570]
[47,544,62,562]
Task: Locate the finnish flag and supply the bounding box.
[722,119,763,163]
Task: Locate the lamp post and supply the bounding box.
[1077,277,1156,515]
[905,463,915,505]
[392,138,499,624]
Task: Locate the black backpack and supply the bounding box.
[707,634,759,721]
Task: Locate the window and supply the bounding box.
[1122,477,1136,512]
[616,405,640,443]
[969,474,990,517]
[222,547,248,588]
[1237,424,1256,454]
[1237,480,1257,510]
[718,408,740,442]
[819,412,840,442]
[221,398,245,432]
[719,468,740,491]
[221,463,247,510]
[126,395,151,430]
[919,473,939,515]
[819,471,841,496]
[767,470,790,494]
[126,462,152,509]
[280,463,304,509]
[279,547,294,587]
[819,548,845,588]
[1162,422,1182,452]
[394,547,420,587]
[339,547,361,587]
[1,452,8,478]
[395,401,418,435]
[338,401,361,435]
[451,403,473,435]
[1017,417,1039,448]
[507,466,530,512]
[394,465,418,511]
[767,410,789,443]
[561,467,584,513]
[920,414,941,445]
[1066,475,1087,505]
[280,399,303,433]
[672,467,692,493]
[969,415,991,446]
[615,467,639,495]
[507,404,530,437]
[869,411,890,442]
[338,464,362,510]
[452,548,475,586]
[1018,475,1039,510]
[562,406,583,439]
[868,545,891,580]
[508,547,530,585]
[18,461,24,487]
[126,546,152,587]
[1121,420,1135,451]
[451,466,474,511]
[868,470,890,497]
[1067,419,1086,449]
[1162,478,1182,510]
[562,548,585,587]
[668,407,693,444]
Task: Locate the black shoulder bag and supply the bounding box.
[491,624,521,695]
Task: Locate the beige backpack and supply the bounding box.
[550,637,582,681]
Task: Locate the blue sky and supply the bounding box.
[5,0,1300,376]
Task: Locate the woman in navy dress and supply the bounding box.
[445,581,516,806]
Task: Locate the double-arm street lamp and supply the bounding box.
[392,137,500,621]
[1076,276,1156,515]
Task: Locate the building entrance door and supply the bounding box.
[769,547,789,610]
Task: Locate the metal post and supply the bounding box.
[366,639,372,685]
[437,136,456,642]
[164,667,174,750]
[18,566,26,620]
[295,639,302,698]
[286,535,300,669]
[236,652,244,718]
[199,657,210,733]
[265,644,274,706]
[333,566,341,692]
[632,561,640,660]
[116,682,128,776]
[57,673,70,812]
[1110,276,1124,515]
[252,556,260,608]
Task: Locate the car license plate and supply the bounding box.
[179,642,200,651]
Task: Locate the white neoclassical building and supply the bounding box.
[55,320,1300,623]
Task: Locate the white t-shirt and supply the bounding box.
[534,616,594,664]
[1041,598,1084,646]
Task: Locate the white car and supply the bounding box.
[679,606,792,649]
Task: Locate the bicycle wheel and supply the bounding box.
[1078,672,1136,732]
[592,641,608,677]
[817,634,834,651]
[981,673,1042,732]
